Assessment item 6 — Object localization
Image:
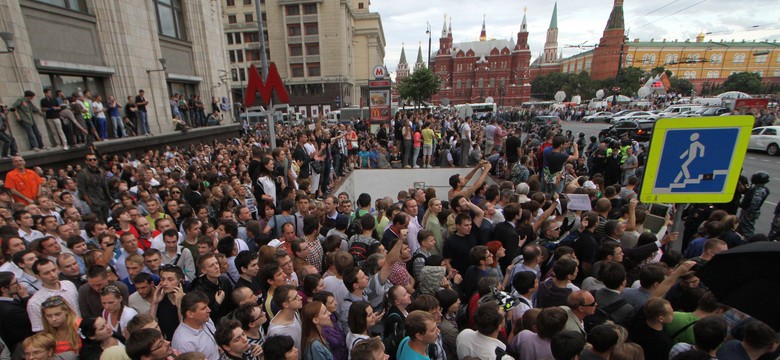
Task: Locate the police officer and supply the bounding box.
[738,171,770,238]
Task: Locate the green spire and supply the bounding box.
[605,0,624,30]
[416,43,424,64]
[399,44,407,64]
[549,2,558,29]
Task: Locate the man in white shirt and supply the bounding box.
[457,302,509,359]
[26,258,80,331]
[171,291,219,360]
[15,210,44,244]
[460,117,472,166]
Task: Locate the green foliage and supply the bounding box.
[669,77,694,95]
[721,72,764,94]
[531,71,598,100]
[396,67,440,107]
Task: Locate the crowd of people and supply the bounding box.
[0,89,226,156]
[0,104,777,360]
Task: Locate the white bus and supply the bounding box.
[454,102,498,120]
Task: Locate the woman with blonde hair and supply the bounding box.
[422,197,445,255]
[40,296,81,355]
[22,333,77,360]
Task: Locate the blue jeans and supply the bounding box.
[22,122,44,149]
[139,111,151,135]
[111,116,125,138]
[95,117,107,139]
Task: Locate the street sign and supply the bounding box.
[372,65,389,79]
[640,116,753,204]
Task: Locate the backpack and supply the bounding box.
[348,235,372,265]
[383,313,405,360]
[455,302,470,331]
[583,298,628,332]
[406,251,427,278]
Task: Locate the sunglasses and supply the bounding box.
[42,296,66,308]
[101,285,121,296]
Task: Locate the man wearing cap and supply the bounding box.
[11,90,47,151]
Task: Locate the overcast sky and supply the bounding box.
[371,0,780,76]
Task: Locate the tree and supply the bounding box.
[396,67,440,107]
[669,77,694,95]
[721,72,763,94]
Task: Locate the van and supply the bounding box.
[326,110,340,124]
[658,104,704,118]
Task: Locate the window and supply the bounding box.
[226,0,235,6]
[34,0,87,12]
[236,51,244,63]
[775,70,780,77]
[710,54,722,64]
[289,44,303,56]
[683,71,696,79]
[706,71,719,78]
[226,33,233,45]
[733,53,745,64]
[244,32,259,43]
[755,54,767,63]
[358,2,364,9]
[308,63,320,77]
[456,80,462,89]
[229,51,236,63]
[231,69,239,82]
[155,0,186,40]
[304,23,318,35]
[306,43,319,55]
[246,49,261,61]
[288,25,301,36]
[291,64,304,77]
[585,59,592,68]
[245,13,253,22]
[765,128,777,136]
[234,33,242,44]
[228,15,237,24]
[752,128,763,135]
[243,0,252,4]
[286,5,300,15]
[303,3,317,14]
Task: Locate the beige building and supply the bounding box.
[0,0,230,151]
[223,0,385,116]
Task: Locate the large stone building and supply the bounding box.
[561,0,780,93]
[424,10,545,107]
[223,0,385,116]
[0,0,230,151]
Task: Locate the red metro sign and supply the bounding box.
[244,63,290,107]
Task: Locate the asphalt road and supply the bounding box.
[557,120,777,236]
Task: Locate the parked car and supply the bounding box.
[695,107,730,117]
[599,120,656,142]
[613,111,658,123]
[523,115,562,131]
[583,111,613,123]
[748,126,780,156]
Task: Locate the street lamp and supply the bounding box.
[0,32,14,53]
[425,22,431,69]
[146,58,168,134]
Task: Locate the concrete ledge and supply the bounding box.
[0,124,242,173]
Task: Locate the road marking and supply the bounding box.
[766,201,777,206]
[761,159,770,162]
[748,157,756,159]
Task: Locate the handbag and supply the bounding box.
[311,160,324,174]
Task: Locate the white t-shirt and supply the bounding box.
[456,329,509,360]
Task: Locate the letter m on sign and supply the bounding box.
[244,63,290,107]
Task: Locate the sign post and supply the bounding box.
[369,65,391,133]
[640,116,753,251]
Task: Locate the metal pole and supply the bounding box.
[426,22,432,69]
[669,203,686,253]
[255,0,275,150]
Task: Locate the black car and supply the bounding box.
[523,115,562,131]
[598,120,655,142]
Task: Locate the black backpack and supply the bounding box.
[384,313,405,360]
[583,298,628,332]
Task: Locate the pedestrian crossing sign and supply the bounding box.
[640,116,753,204]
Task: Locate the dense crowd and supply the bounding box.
[0,105,778,360]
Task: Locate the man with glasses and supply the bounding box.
[76,153,112,220]
[267,285,303,352]
[26,258,80,331]
[560,290,596,339]
[0,271,34,354]
[126,327,176,360]
[77,264,130,317]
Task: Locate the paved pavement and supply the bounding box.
[556,120,777,236]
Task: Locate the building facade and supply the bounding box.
[0,0,230,151]
[560,0,780,92]
[426,13,535,107]
[223,0,385,117]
